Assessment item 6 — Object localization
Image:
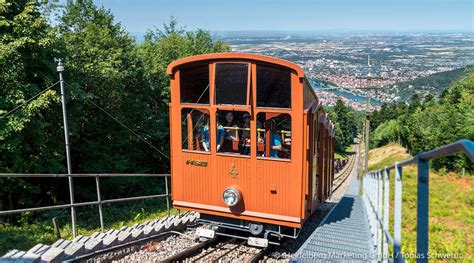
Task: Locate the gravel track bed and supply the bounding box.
[217,243,262,262]
[265,151,358,262]
[85,230,199,263]
[185,240,262,263]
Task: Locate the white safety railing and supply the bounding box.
[362,139,473,263]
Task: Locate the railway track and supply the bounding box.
[78,226,267,262]
[166,238,267,263]
[332,152,356,193]
[4,154,357,263]
[145,153,356,263]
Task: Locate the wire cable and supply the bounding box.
[65,83,170,160]
[1,81,60,118]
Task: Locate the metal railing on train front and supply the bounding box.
[0,173,171,237]
[362,139,473,263]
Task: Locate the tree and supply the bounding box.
[329,99,359,152]
[0,0,64,212]
[408,94,421,113]
[371,71,474,171]
[372,119,399,147]
[58,0,156,174]
[0,0,231,217]
[137,18,230,167]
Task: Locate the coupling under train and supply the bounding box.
[166,53,335,246]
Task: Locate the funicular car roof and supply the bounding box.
[166,52,305,78]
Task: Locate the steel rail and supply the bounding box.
[0,173,171,234]
[0,194,169,216]
[333,153,355,182]
[332,153,356,193]
[0,173,170,178]
[160,236,220,263]
[175,238,267,263]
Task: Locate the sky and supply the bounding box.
[86,0,473,33]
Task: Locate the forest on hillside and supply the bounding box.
[396,66,472,100]
[371,71,474,172]
[0,0,229,215]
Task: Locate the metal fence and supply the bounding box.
[0,173,171,237]
[362,139,473,263]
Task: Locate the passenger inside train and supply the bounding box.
[256,113,291,159]
[240,113,251,155]
[201,118,224,152]
[223,112,238,141]
[181,109,291,158]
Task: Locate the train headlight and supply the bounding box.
[222,187,240,207]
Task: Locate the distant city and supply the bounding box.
[215,32,474,111]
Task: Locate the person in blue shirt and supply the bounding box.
[201,120,225,152]
[269,121,289,158]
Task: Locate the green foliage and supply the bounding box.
[371,70,474,171]
[372,119,399,147]
[396,66,473,100]
[327,99,363,153]
[0,0,63,215]
[0,0,228,243]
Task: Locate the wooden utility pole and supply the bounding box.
[356,55,384,196]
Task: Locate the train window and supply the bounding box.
[256,113,291,159]
[181,108,210,152]
[257,64,291,108]
[216,110,251,155]
[215,63,249,105]
[180,63,210,104]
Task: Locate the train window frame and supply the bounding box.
[180,107,212,154]
[215,110,252,158]
[313,111,319,156]
[255,112,292,161]
[179,62,210,106]
[256,63,292,110]
[213,62,251,106]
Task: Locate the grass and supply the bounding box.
[0,199,179,255]
[336,144,354,159]
[368,143,473,262]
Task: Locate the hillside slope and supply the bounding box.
[368,143,473,261]
[395,66,472,100]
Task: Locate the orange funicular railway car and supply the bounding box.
[167,53,335,246]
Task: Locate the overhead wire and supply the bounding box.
[1,78,170,160]
[65,82,170,160]
[1,81,60,118]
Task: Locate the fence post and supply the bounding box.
[374,171,378,256]
[383,168,390,262]
[378,170,383,261]
[417,156,429,263]
[52,217,61,240]
[95,175,104,233]
[369,172,377,249]
[394,163,403,262]
[165,176,170,217]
